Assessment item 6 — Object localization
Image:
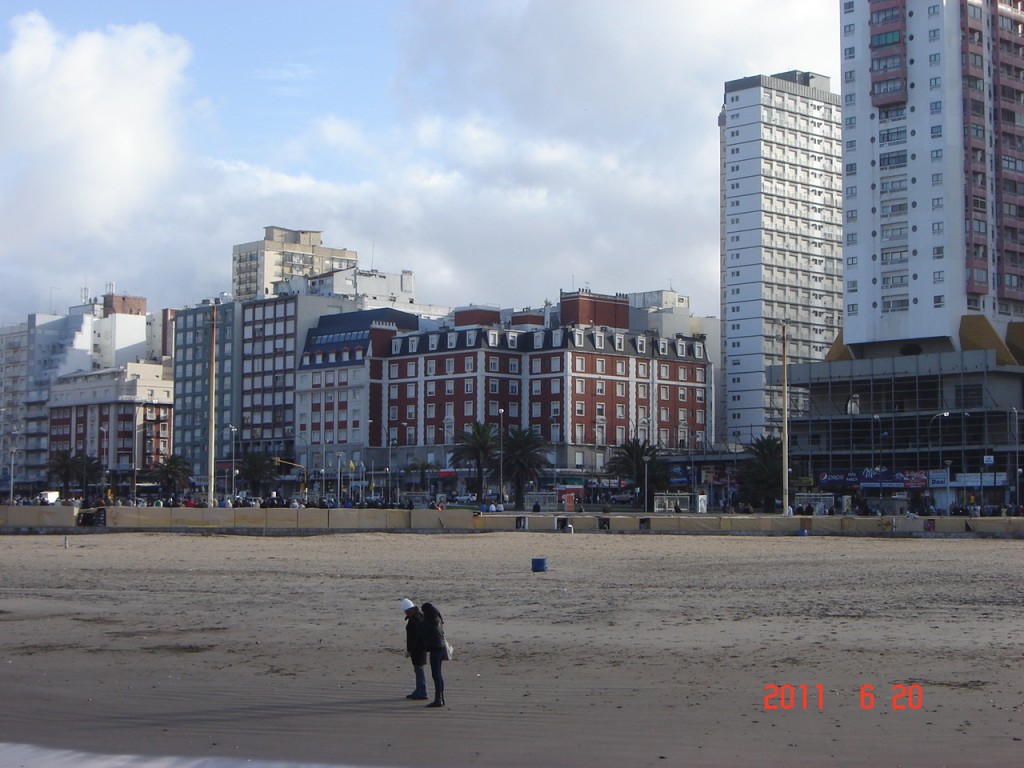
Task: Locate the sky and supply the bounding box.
[0,0,839,324]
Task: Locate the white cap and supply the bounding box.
[401,598,415,612]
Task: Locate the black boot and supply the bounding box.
[426,696,444,708]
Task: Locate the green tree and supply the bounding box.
[238,453,279,498]
[496,426,552,511]
[406,457,437,491]
[451,421,497,500]
[605,438,667,509]
[153,455,193,497]
[738,435,784,512]
[48,452,101,499]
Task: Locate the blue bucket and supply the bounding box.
[531,557,548,572]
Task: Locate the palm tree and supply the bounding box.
[451,421,497,500]
[406,457,437,491]
[48,452,102,499]
[238,453,279,498]
[738,435,784,512]
[48,450,79,499]
[153,455,193,498]
[497,426,551,510]
[605,438,664,509]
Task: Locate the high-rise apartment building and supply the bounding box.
[842,0,1024,350]
[780,1,1024,510]
[232,226,358,302]
[720,71,843,444]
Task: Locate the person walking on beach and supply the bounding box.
[420,602,448,708]
[401,598,427,700]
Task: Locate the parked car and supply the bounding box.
[609,491,636,504]
[453,493,477,504]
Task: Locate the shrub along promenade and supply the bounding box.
[2,503,1023,536]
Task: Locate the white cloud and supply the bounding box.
[0,12,189,242]
[0,2,838,323]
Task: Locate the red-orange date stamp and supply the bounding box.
[763,683,923,711]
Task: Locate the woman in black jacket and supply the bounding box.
[420,602,447,707]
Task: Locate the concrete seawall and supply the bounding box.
[2,505,1024,537]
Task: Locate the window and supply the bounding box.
[870,31,900,48]
[931,149,943,160]
[882,295,910,313]
[879,150,907,169]
[929,77,941,89]
[934,270,945,283]
[931,125,942,138]
[934,295,945,308]
[878,127,906,144]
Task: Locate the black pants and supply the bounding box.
[428,649,445,700]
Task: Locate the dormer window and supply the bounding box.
[658,339,668,355]
[467,330,477,346]
[409,337,419,353]
[534,331,544,347]
[428,335,439,351]
[573,329,584,347]
[391,339,402,354]
[694,342,704,359]
[508,332,518,349]
[447,332,458,349]
[637,336,646,353]
[488,330,499,346]
[614,334,624,351]
[594,333,605,349]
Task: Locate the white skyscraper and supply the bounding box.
[720,71,844,444]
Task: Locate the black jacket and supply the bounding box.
[420,613,447,653]
[405,609,426,665]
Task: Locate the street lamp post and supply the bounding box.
[498,408,505,506]
[8,443,16,505]
[642,455,651,514]
[99,425,108,502]
[336,451,345,505]
[387,437,395,504]
[228,424,237,501]
[1012,407,1020,509]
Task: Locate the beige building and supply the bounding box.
[48,361,174,500]
[232,226,359,302]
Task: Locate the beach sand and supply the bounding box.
[0,531,1020,767]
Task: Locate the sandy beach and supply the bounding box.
[0,531,1021,767]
